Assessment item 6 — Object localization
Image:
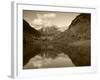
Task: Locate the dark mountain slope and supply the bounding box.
[57,13,91,42]
[56,13,91,42]
[23,20,41,66]
[68,13,91,40]
[23,20,41,36]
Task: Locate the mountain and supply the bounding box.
[68,13,90,40]
[39,25,61,40]
[39,25,60,35]
[23,20,41,66]
[55,13,91,42]
[23,20,41,37]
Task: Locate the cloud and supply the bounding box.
[36,13,56,19]
[33,18,43,25]
[33,13,56,28]
[43,13,56,19]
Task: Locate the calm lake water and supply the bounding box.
[23,45,75,69]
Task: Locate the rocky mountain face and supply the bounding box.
[39,25,61,40]
[39,25,61,36]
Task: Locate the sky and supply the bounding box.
[23,10,79,31]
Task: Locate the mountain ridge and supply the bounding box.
[55,13,91,42]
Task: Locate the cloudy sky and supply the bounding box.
[23,10,79,31]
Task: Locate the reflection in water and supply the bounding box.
[24,44,75,69]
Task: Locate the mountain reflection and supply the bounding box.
[23,45,75,69]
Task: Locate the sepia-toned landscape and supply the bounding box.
[23,10,91,69]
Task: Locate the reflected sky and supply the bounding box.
[24,52,75,69]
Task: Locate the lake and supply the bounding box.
[23,44,75,69]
